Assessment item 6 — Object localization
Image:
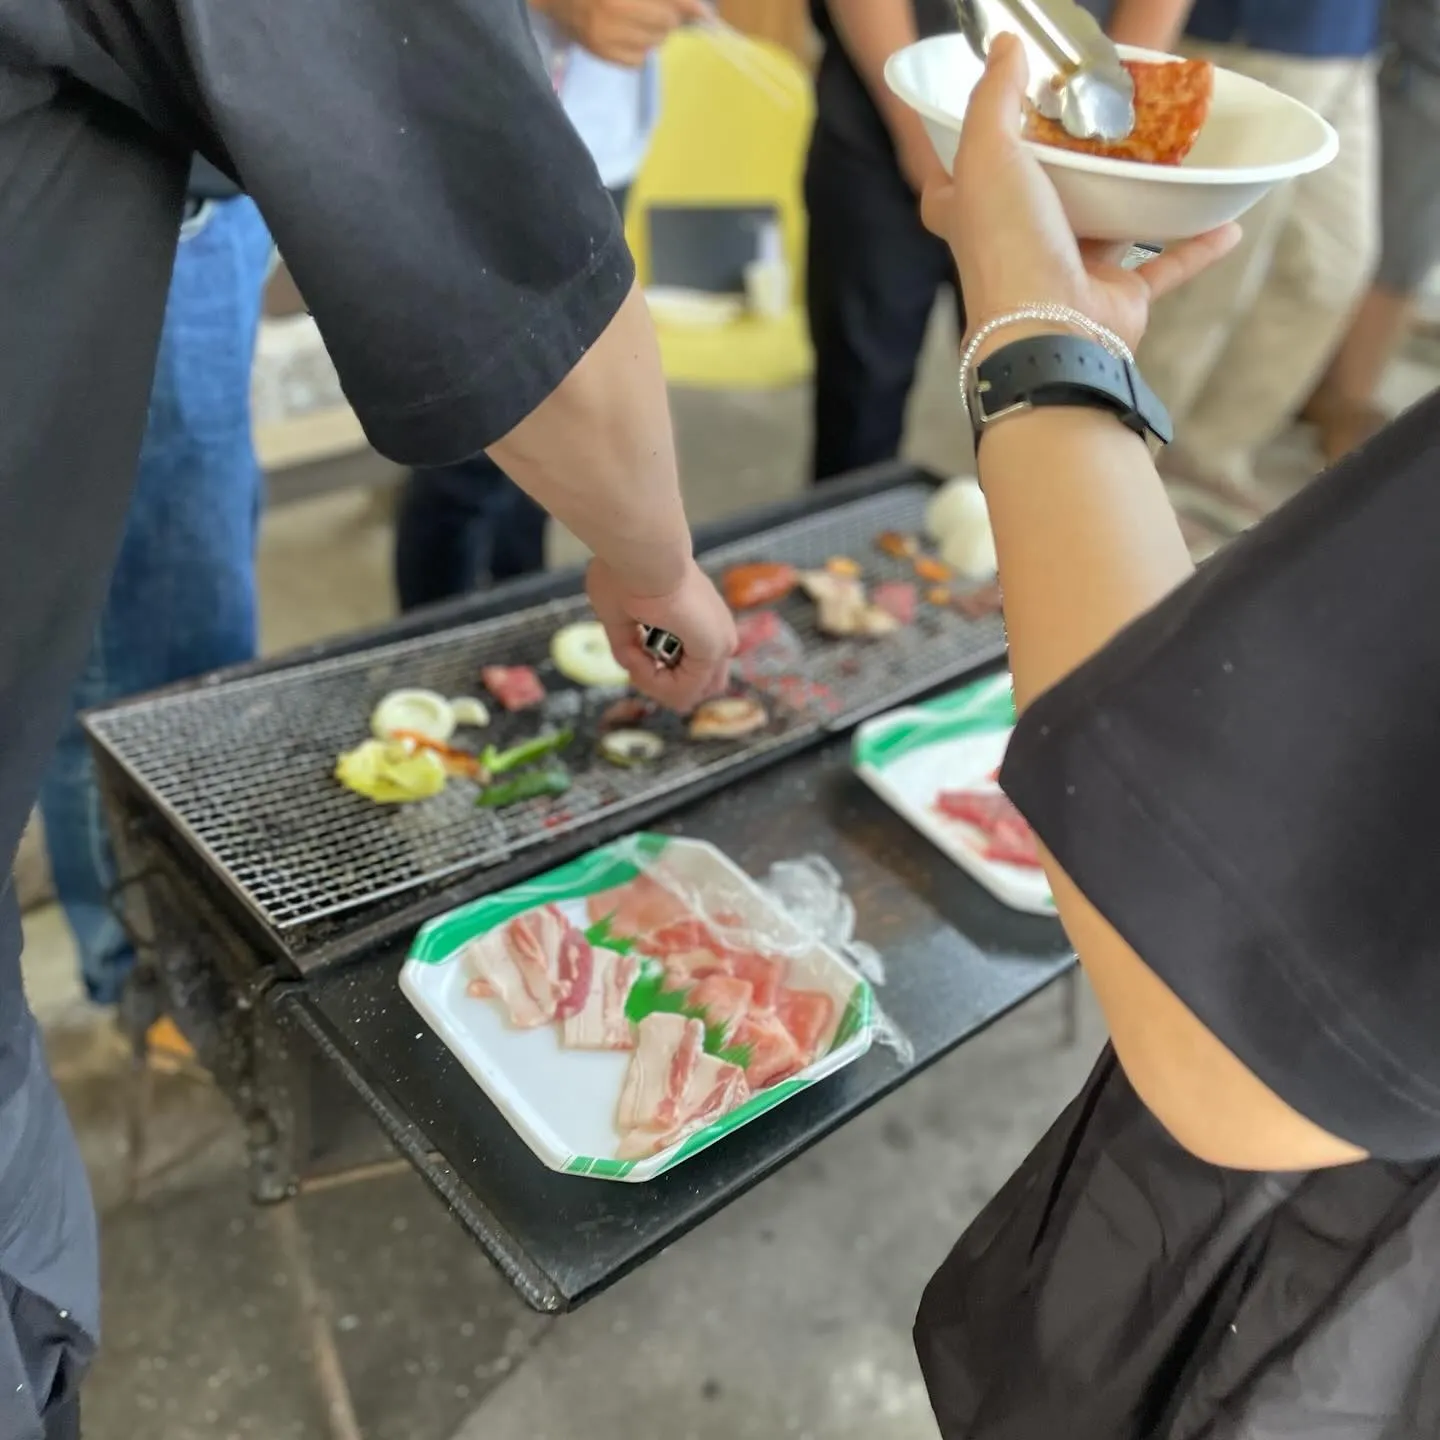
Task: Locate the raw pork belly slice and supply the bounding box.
[460,904,586,1028]
[585,872,695,944]
[618,1054,750,1160]
[659,946,731,992]
[732,1010,806,1090]
[660,943,783,1015]
[646,916,724,959]
[774,987,837,1059]
[616,1013,750,1160]
[687,974,753,1044]
[617,1013,706,1133]
[562,948,640,1051]
[551,922,595,1023]
[726,950,783,1012]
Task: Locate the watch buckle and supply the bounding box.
[966,375,1031,432]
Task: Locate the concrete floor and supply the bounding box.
[20,303,1439,1440]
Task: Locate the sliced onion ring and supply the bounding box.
[598,729,666,767]
[448,696,491,728]
[370,689,456,744]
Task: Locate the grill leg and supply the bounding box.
[247,1001,312,1204]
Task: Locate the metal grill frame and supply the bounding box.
[85,465,1004,976]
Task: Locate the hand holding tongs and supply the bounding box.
[956,0,1135,142]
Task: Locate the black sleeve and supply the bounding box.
[1000,393,1440,1161]
[66,0,634,464]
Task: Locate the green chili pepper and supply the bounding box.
[480,728,574,777]
[475,765,571,808]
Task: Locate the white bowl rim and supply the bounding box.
[884,37,1340,187]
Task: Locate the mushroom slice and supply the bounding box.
[688,696,769,740]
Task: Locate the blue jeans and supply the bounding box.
[393,185,630,611]
[38,196,273,1004]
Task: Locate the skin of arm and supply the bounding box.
[826,0,945,190]
[1106,0,1197,52]
[487,280,691,599]
[975,362,1365,1172]
[507,0,691,594]
[925,39,1365,1173]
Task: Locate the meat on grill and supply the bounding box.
[722,562,798,611]
[799,570,900,638]
[734,609,784,655]
[481,664,546,711]
[872,580,918,625]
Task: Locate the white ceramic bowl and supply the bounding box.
[884,36,1338,242]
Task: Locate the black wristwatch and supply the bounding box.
[964,333,1173,450]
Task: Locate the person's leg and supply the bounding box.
[488,477,550,584]
[395,184,634,607]
[1169,52,1380,485]
[43,1396,80,1440]
[1137,43,1305,505]
[804,127,958,482]
[0,1025,100,1440]
[1302,286,1414,460]
[37,197,273,1005]
[1304,52,1440,460]
[394,460,507,610]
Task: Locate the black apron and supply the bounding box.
[916,1052,1440,1438]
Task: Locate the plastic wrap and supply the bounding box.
[613,840,914,1067]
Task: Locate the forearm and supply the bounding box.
[981,386,1362,1168]
[487,281,692,597]
[1106,0,1196,51]
[981,406,1191,712]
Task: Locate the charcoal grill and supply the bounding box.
[87,463,1072,1323]
[87,478,1004,973]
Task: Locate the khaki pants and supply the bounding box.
[1139,44,1379,476]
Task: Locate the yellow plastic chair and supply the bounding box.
[626,28,814,389]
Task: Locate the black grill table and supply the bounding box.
[84,462,1074,1333]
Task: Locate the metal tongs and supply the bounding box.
[956,0,1135,142]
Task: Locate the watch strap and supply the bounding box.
[969,333,1173,447]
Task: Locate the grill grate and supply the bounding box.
[87,485,1002,934]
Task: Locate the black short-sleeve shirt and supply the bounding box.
[1002,391,1440,1162]
[0,0,634,1110]
[1,0,631,1398]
